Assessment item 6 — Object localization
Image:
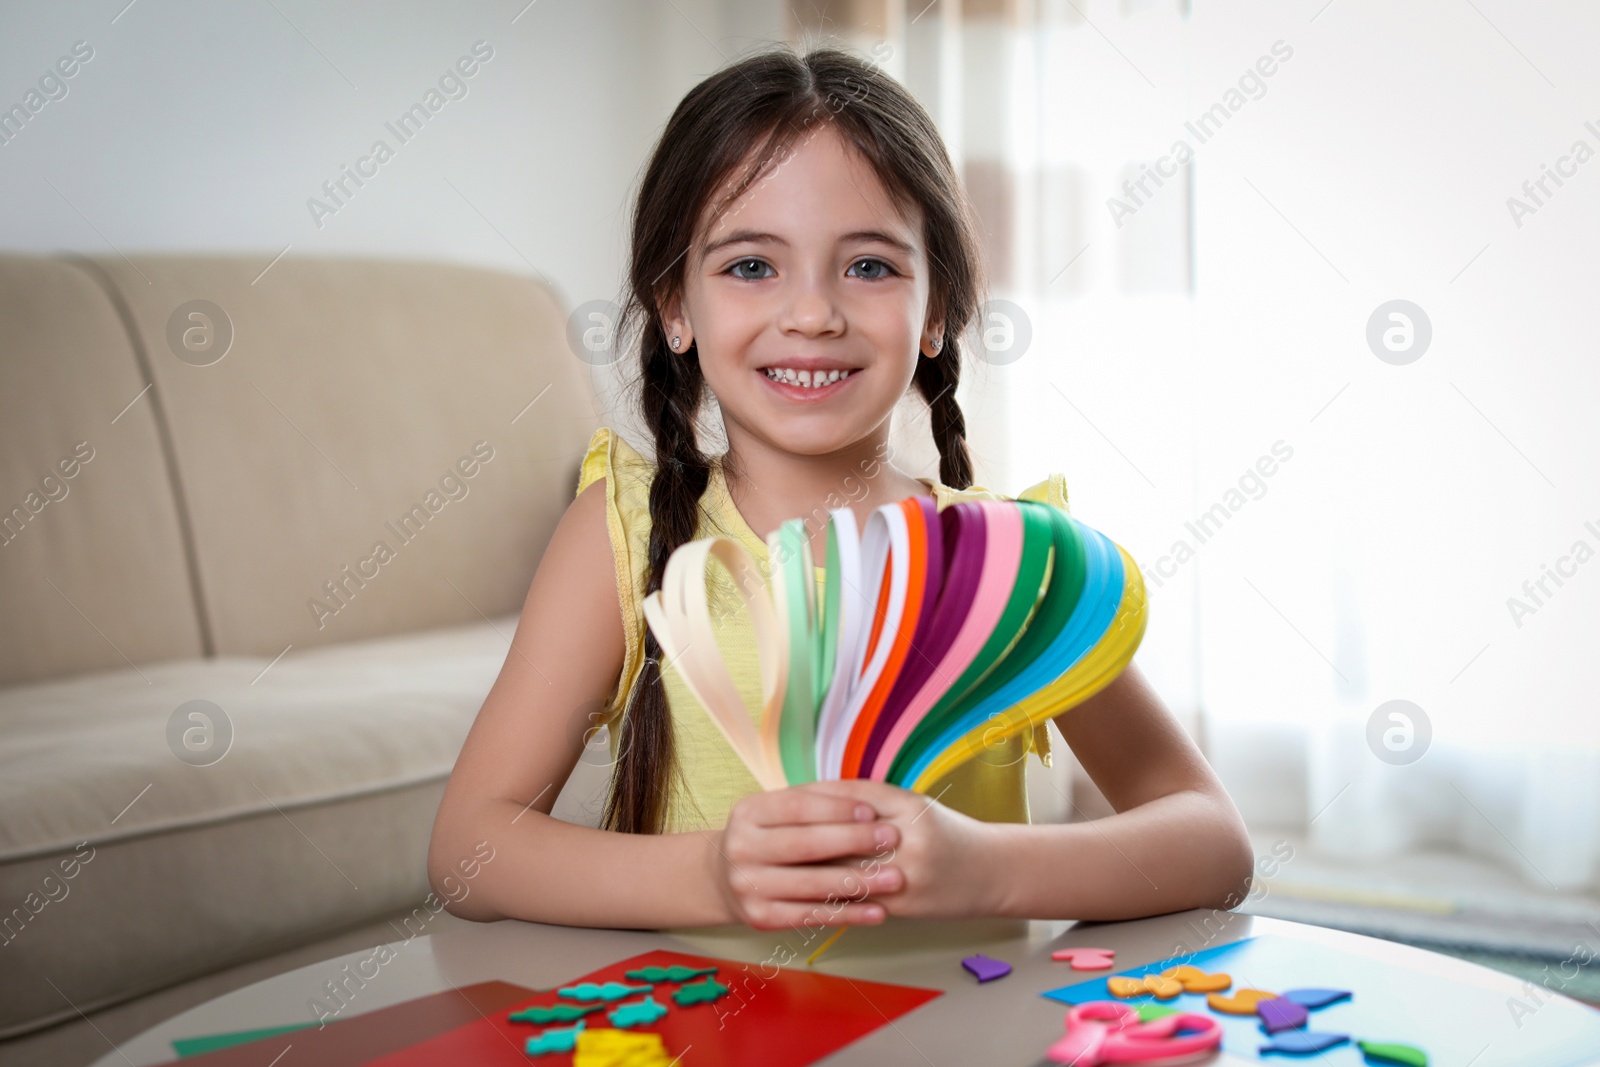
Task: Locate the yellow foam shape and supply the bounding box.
[1208,988,1277,1015]
[1183,970,1232,992]
[1108,976,1149,998]
[573,1027,672,1067]
[1164,964,1232,992]
[1142,974,1184,999]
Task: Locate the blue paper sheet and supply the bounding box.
[1041,934,1600,1066]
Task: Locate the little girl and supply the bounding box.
[429,46,1250,932]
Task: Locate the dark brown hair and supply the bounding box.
[603,44,988,835]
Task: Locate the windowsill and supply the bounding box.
[1242,829,1600,1007]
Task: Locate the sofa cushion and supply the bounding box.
[74,253,598,657]
[0,255,204,686]
[0,612,556,1039]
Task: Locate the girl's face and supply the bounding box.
[664,122,942,459]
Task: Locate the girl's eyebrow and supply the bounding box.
[700,228,916,262]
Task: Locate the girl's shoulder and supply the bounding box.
[577,425,657,499]
[1015,472,1070,512]
[574,424,657,596]
[574,426,659,728]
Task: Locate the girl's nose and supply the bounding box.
[778,271,846,338]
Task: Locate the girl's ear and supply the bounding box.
[921,303,946,358]
[661,293,693,353]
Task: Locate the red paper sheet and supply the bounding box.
[365,949,942,1067]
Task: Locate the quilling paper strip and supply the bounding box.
[640,497,1147,798]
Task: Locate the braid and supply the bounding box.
[913,336,975,490]
[601,326,711,835]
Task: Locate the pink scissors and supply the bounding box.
[1046,1000,1222,1066]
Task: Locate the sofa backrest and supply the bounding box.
[0,256,207,685]
[0,253,598,682]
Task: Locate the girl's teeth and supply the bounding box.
[765,367,850,388]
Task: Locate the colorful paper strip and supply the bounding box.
[640,498,1147,795]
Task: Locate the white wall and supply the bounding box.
[0,0,783,325]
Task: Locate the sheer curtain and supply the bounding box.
[789,0,1600,892]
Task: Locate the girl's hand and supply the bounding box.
[801,779,1005,920]
[712,785,903,931]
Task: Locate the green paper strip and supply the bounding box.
[775,520,818,783]
[171,1021,321,1057]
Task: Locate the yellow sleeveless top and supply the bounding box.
[575,426,1072,835]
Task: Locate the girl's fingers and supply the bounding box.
[739,862,903,903]
[740,788,875,828]
[738,820,897,866]
[743,898,887,931]
[790,778,915,817]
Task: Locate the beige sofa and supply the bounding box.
[0,253,601,1040]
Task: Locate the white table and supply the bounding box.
[94,911,1600,1066]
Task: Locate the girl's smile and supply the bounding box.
[757,362,859,402]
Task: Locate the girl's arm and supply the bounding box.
[426,479,725,927]
[985,662,1255,919]
[426,479,890,930]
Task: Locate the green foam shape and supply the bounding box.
[625,965,718,984]
[607,995,670,1029]
[508,1001,603,1025]
[1357,1040,1428,1067]
[1135,1003,1180,1023]
[524,1020,585,1054]
[672,976,731,1006]
[557,981,654,1002]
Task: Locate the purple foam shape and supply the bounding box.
[1259,1030,1349,1055]
[1257,996,1311,1033]
[1281,987,1353,1010]
[961,953,1011,983]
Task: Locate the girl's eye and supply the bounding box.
[848,257,897,281]
[728,257,773,281]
